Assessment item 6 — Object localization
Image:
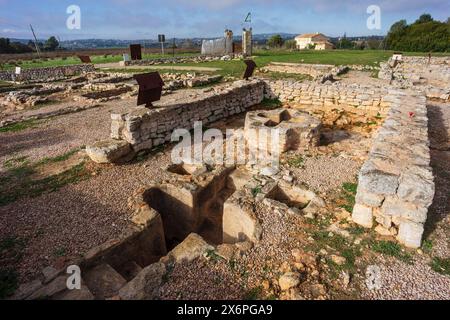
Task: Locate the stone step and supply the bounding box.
[83,263,127,299]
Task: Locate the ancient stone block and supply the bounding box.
[351,203,373,228]
[397,221,424,249]
[86,139,132,164]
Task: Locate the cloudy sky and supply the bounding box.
[0,0,448,40]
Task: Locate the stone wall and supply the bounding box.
[262,62,334,78]
[379,56,450,85]
[124,54,239,67]
[110,79,265,152]
[0,64,95,82]
[351,89,434,248]
[264,80,392,117]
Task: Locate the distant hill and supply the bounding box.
[6,34,385,50]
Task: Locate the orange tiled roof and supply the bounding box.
[295,33,328,39]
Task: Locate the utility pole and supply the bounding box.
[30,24,41,58]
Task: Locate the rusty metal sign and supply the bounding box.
[134,72,164,107]
[243,59,256,80]
[130,44,142,60]
[78,55,92,63]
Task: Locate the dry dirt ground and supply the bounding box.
[0,86,449,299]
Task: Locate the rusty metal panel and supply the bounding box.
[134,72,165,107]
[78,55,92,63]
[130,44,142,60]
[243,59,256,80]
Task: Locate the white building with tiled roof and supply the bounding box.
[294,33,334,50]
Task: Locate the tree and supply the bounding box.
[267,34,284,48]
[284,39,297,49]
[415,14,433,24]
[385,14,449,52]
[0,38,33,53]
[337,34,354,49]
[45,36,59,51]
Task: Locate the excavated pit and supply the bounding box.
[144,168,236,250]
[266,183,312,210]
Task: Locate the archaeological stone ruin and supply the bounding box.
[2,51,449,300]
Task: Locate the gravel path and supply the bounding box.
[289,155,361,193]
[362,255,450,300]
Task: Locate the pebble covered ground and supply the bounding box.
[0,88,449,299]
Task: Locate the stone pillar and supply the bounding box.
[242,28,253,57]
[224,29,234,55]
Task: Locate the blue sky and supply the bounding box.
[0,0,449,40]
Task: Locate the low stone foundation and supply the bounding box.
[0,64,95,82]
[352,89,434,248]
[122,54,242,67]
[378,56,450,88]
[261,62,349,83]
[264,80,392,117]
[244,108,321,153]
[110,79,265,152]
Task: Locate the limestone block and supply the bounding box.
[86,139,132,164]
[166,233,213,263]
[118,262,166,300]
[223,200,262,244]
[352,203,373,228]
[381,197,427,223]
[397,221,424,248]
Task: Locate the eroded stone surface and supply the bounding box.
[86,139,132,163]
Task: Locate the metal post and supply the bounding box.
[30,24,41,58]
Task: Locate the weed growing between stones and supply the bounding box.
[0,119,42,133]
[287,155,305,168]
[338,182,357,213]
[370,240,413,264]
[430,257,450,276]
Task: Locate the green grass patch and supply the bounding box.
[262,71,312,82]
[251,186,262,197]
[244,286,263,300]
[310,231,361,275]
[347,225,366,236]
[339,182,357,213]
[36,148,80,166]
[0,162,91,206]
[342,182,357,194]
[205,249,223,263]
[421,239,433,254]
[3,156,29,169]
[371,240,413,264]
[2,53,199,71]
[287,155,305,168]
[430,257,450,276]
[0,119,42,133]
[259,98,282,109]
